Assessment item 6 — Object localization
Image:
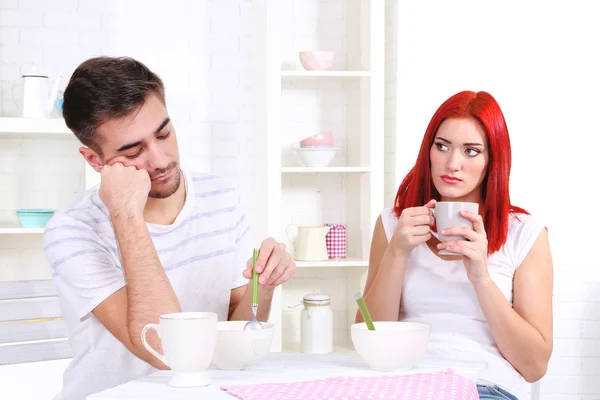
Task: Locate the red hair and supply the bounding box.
[393,91,528,254]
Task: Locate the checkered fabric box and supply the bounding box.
[325,223,346,259]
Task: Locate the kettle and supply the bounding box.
[12,66,62,118]
[286,225,331,261]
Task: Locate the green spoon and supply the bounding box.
[354,291,375,330]
[244,249,263,330]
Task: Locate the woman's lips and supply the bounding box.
[441,175,462,184]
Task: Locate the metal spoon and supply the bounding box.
[244,249,264,330]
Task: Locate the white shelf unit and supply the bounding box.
[0,117,72,136]
[280,71,371,78]
[281,167,370,173]
[0,117,100,233]
[0,228,45,234]
[265,1,385,352]
[296,258,369,268]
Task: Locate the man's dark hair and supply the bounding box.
[62,56,166,155]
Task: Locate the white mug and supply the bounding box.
[429,201,479,255]
[141,312,218,387]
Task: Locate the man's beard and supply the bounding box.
[148,164,182,199]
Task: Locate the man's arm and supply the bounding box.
[92,212,181,369]
[92,164,181,369]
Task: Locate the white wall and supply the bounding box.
[384,0,397,207]
[392,1,599,399]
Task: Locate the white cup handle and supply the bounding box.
[141,323,168,366]
[11,85,21,112]
[429,208,440,240]
[286,224,298,243]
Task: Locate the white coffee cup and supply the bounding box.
[429,201,479,255]
[141,312,218,387]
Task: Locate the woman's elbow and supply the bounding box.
[522,350,552,383]
[523,364,547,383]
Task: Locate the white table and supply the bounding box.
[87,352,488,400]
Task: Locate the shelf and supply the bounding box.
[280,70,370,78]
[0,228,44,234]
[295,258,368,268]
[281,167,370,173]
[0,117,72,137]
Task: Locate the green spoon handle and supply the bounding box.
[252,249,260,305]
[354,291,375,330]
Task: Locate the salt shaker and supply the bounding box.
[300,293,333,354]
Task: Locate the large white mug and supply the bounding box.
[141,312,218,387]
[429,201,479,255]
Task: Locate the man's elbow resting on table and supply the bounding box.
[118,334,170,370]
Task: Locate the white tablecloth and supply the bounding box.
[87,352,488,400]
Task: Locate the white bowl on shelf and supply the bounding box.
[299,51,335,71]
[295,147,338,167]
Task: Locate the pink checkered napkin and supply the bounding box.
[221,368,478,400]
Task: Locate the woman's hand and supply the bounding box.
[390,199,436,256]
[437,210,490,283]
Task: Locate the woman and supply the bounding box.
[357,91,553,399]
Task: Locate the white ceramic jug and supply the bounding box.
[12,66,62,118]
[286,225,331,261]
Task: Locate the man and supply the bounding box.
[43,56,296,400]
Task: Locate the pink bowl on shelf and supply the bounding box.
[299,51,335,71]
[300,131,334,147]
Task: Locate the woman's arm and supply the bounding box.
[473,228,553,382]
[357,203,436,323]
[356,217,408,322]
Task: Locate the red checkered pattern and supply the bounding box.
[325,223,346,259]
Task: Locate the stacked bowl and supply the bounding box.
[295,131,338,167]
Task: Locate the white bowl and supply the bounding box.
[211,321,274,370]
[299,51,335,71]
[295,147,337,167]
[351,321,431,371]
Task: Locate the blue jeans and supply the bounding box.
[477,384,519,400]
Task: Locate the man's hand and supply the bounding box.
[242,237,296,287]
[99,163,151,217]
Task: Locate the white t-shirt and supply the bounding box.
[43,170,252,400]
[380,208,545,399]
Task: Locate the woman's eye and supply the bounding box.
[435,143,448,151]
[465,148,480,156]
